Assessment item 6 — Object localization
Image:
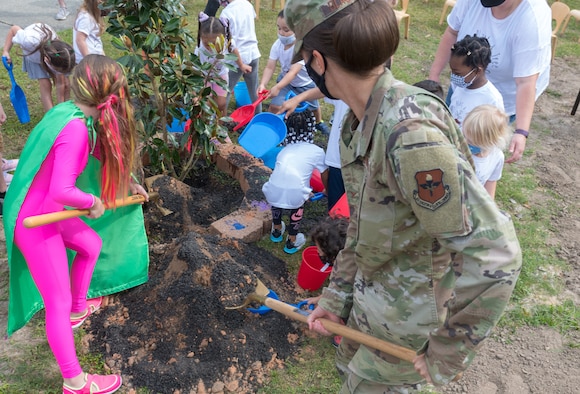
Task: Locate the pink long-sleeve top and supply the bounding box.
[19,118,95,218]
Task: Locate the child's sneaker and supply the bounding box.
[270,222,286,243]
[1,159,18,172]
[55,7,70,20]
[315,121,331,136]
[283,233,306,254]
[71,297,103,329]
[63,373,122,394]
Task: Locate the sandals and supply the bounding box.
[70,297,103,329]
[63,373,122,394]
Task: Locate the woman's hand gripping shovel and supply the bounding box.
[231,90,269,131]
[226,279,418,363]
[2,57,30,124]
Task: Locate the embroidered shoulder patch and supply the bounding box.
[413,169,450,211]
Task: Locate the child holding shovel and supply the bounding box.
[2,23,75,111]
[3,55,148,394]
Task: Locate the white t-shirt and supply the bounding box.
[447,0,551,116]
[219,0,260,65]
[12,24,58,64]
[195,45,229,78]
[268,40,311,88]
[324,99,350,168]
[262,142,328,209]
[73,11,104,63]
[472,147,504,185]
[449,81,504,128]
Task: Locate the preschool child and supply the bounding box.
[462,104,511,199]
[448,34,504,128]
[219,0,261,113]
[74,0,106,64]
[2,23,75,111]
[3,55,146,394]
[262,111,328,254]
[258,11,329,134]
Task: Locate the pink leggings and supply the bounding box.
[15,217,102,379]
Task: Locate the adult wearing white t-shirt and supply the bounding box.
[429,0,551,163]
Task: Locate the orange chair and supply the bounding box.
[439,0,456,25]
[395,0,410,39]
[551,1,571,62]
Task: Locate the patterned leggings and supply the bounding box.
[271,206,304,236]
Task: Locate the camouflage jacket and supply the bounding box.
[318,69,522,386]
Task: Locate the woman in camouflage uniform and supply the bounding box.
[284,0,522,392]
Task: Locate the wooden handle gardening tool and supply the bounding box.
[23,193,156,228]
[249,293,417,362]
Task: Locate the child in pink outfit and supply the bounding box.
[4,55,147,394]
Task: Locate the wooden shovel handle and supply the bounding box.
[263,297,417,362]
[23,194,150,228]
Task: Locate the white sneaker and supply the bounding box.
[55,7,70,20]
[283,233,306,254]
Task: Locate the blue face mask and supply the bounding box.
[278,33,296,46]
[469,144,482,155]
[450,68,477,89]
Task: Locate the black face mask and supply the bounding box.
[305,53,338,100]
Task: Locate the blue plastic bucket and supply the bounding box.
[234,81,252,108]
[238,113,287,158]
[166,108,189,133]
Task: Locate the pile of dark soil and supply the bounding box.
[86,167,326,393]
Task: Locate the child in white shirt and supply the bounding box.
[462,104,511,199]
[262,111,328,254]
[258,11,328,134]
[219,0,261,114]
[73,0,105,64]
[448,35,504,129]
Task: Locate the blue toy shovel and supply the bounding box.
[2,57,30,124]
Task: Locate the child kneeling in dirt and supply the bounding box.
[262,110,328,254]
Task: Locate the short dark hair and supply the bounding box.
[302,0,399,76]
[451,34,492,70]
[413,79,444,100]
[309,216,348,263]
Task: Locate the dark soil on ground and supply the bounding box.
[85,166,327,393]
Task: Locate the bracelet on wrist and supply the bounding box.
[514,129,529,138]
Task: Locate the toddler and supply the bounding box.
[262,110,328,254]
[219,0,261,113]
[74,0,106,64]
[258,11,329,134]
[448,34,504,128]
[462,104,511,199]
[196,12,238,116]
[2,23,75,111]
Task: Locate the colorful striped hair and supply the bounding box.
[71,54,137,206]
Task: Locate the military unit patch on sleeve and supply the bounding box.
[413,169,450,211]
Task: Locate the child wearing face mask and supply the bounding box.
[448,34,504,129]
[258,11,329,134]
[462,104,511,200]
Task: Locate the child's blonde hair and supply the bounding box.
[463,105,511,152]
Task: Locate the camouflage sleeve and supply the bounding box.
[391,116,522,385]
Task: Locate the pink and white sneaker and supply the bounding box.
[70,297,103,329]
[63,373,122,394]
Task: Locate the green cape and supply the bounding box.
[3,101,149,337]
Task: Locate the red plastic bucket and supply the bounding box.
[310,169,324,192]
[329,193,349,219]
[296,246,332,291]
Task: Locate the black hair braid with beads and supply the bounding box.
[282,109,316,146]
[450,34,492,70]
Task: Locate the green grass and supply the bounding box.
[1,0,579,392]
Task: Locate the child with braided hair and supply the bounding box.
[262,110,328,254]
[196,12,238,117]
[2,23,75,111]
[3,55,148,394]
[448,34,504,129]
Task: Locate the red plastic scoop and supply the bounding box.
[231,90,269,131]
